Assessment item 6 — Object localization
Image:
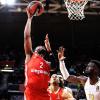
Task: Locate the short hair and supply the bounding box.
[90,59,100,70]
[34,46,46,55]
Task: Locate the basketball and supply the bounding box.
[27,1,44,16]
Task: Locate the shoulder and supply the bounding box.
[62,87,74,99]
[25,52,34,64]
[64,87,72,93]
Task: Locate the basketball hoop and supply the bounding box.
[65,0,88,20]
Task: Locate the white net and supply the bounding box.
[65,0,88,20]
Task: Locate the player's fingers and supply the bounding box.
[45,34,49,39]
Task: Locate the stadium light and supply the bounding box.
[0,0,6,5]
[0,0,16,5]
[7,0,15,5]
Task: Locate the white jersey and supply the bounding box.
[84,77,100,100]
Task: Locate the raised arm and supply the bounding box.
[58,46,87,85]
[24,9,33,63]
[44,34,57,71]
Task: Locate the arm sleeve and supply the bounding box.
[59,60,70,80]
[48,52,57,71]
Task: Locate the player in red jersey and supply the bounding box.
[24,7,56,100]
[48,74,75,100]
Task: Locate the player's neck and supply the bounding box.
[89,76,99,85]
[50,84,60,93]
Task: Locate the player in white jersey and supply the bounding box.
[57,46,100,100]
[84,77,100,100]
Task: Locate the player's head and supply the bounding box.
[49,74,64,87]
[49,74,60,86]
[85,60,100,77]
[34,46,48,58]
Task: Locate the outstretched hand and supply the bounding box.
[44,34,51,52]
[57,46,66,61]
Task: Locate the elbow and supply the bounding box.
[24,35,31,40]
[50,64,57,71]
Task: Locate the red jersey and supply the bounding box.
[24,52,50,100]
[49,88,63,100]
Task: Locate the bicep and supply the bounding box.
[67,75,87,85]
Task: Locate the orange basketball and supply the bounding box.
[27,1,44,16]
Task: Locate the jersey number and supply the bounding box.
[89,94,94,100]
[40,62,43,68]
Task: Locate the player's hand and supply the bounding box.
[44,34,51,52]
[26,8,33,19]
[57,46,66,60]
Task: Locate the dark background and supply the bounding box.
[0,12,100,63]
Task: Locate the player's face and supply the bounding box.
[50,74,60,84]
[85,62,98,77]
[86,62,95,71]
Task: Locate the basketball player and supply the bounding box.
[24,7,56,100]
[48,74,75,100]
[58,46,100,100]
[57,74,73,94]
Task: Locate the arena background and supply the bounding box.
[0,0,100,99]
[0,12,100,61]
